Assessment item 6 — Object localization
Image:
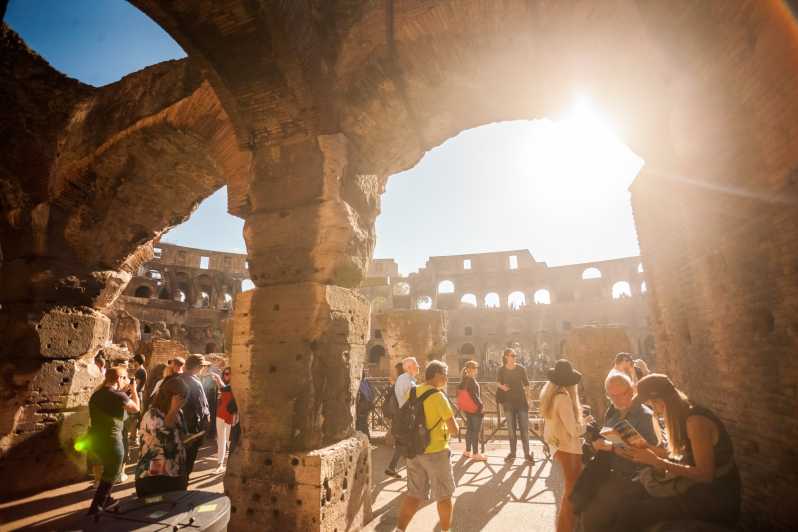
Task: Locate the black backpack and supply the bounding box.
[393,386,442,459]
[382,384,399,420]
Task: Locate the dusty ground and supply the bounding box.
[0,440,559,531]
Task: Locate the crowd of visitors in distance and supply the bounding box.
[84,351,239,515]
[364,349,741,532]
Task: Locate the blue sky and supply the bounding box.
[6,0,643,275]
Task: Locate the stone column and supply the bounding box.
[225,134,377,531]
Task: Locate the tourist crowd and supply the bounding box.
[368,348,740,532]
[85,352,239,515]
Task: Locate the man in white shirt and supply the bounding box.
[395,357,419,407]
[385,357,419,478]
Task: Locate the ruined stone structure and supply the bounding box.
[368,309,448,377]
[362,251,652,376]
[2,1,798,529]
[109,242,248,354]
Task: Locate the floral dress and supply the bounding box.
[136,407,186,480]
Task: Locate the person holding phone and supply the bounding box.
[87,366,140,515]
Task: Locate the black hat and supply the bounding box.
[547,359,582,387]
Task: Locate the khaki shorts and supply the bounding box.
[406,449,455,502]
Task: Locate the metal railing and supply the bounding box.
[365,378,551,457]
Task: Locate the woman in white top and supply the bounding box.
[541,359,591,532]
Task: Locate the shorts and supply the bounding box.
[406,449,455,502]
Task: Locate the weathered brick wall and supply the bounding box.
[632,170,798,530]
[143,338,190,369]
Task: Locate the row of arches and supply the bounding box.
[416,281,647,309]
[434,263,645,295]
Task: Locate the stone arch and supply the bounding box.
[368,344,386,364]
[484,292,500,308]
[533,289,551,305]
[581,267,603,280]
[134,285,153,298]
[459,342,476,355]
[612,281,632,299]
[415,295,433,310]
[507,291,526,309]
[460,293,478,308]
[437,279,455,294]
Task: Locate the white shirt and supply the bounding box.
[394,372,416,408]
[543,392,586,455]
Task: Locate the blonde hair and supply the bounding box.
[539,381,583,425]
[461,360,479,378]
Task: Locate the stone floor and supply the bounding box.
[0,445,225,531]
[366,440,560,532]
[0,440,560,531]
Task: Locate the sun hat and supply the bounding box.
[547,359,582,386]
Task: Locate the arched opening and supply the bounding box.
[197,290,211,308]
[459,343,476,355]
[507,291,526,309]
[641,281,647,294]
[222,292,234,309]
[174,288,187,303]
[205,342,218,353]
[582,267,603,280]
[637,262,644,273]
[612,281,632,299]
[464,326,473,336]
[241,279,255,292]
[415,295,433,310]
[484,292,500,308]
[158,287,171,300]
[368,344,386,364]
[460,293,478,308]
[533,289,551,305]
[393,282,410,296]
[437,280,455,294]
[134,285,152,298]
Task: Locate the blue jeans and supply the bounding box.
[465,413,483,453]
[504,404,530,457]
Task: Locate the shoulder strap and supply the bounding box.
[418,388,441,402]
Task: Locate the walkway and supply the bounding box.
[0,441,560,531]
[0,446,224,531]
[367,440,561,532]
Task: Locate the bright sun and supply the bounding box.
[527,97,644,204]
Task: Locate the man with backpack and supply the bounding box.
[395,360,458,532]
[385,359,417,478]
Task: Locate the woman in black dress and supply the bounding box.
[616,374,741,530]
[87,365,140,514]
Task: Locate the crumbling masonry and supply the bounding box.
[2,2,798,530]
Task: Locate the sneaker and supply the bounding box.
[471,453,488,462]
[103,496,120,512]
[117,471,129,483]
[504,453,516,463]
[384,469,401,479]
[524,454,535,464]
[214,465,225,475]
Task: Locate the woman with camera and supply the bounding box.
[615,374,740,530]
[87,365,140,514]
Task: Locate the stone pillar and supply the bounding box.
[563,325,631,416]
[225,134,377,531]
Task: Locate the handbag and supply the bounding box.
[637,467,696,497]
[638,460,734,498]
[569,450,613,513]
[456,388,479,414]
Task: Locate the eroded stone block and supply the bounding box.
[230,284,369,451]
[35,307,110,358]
[225,434,371,532]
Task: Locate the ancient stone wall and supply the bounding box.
[367,309,448,377]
